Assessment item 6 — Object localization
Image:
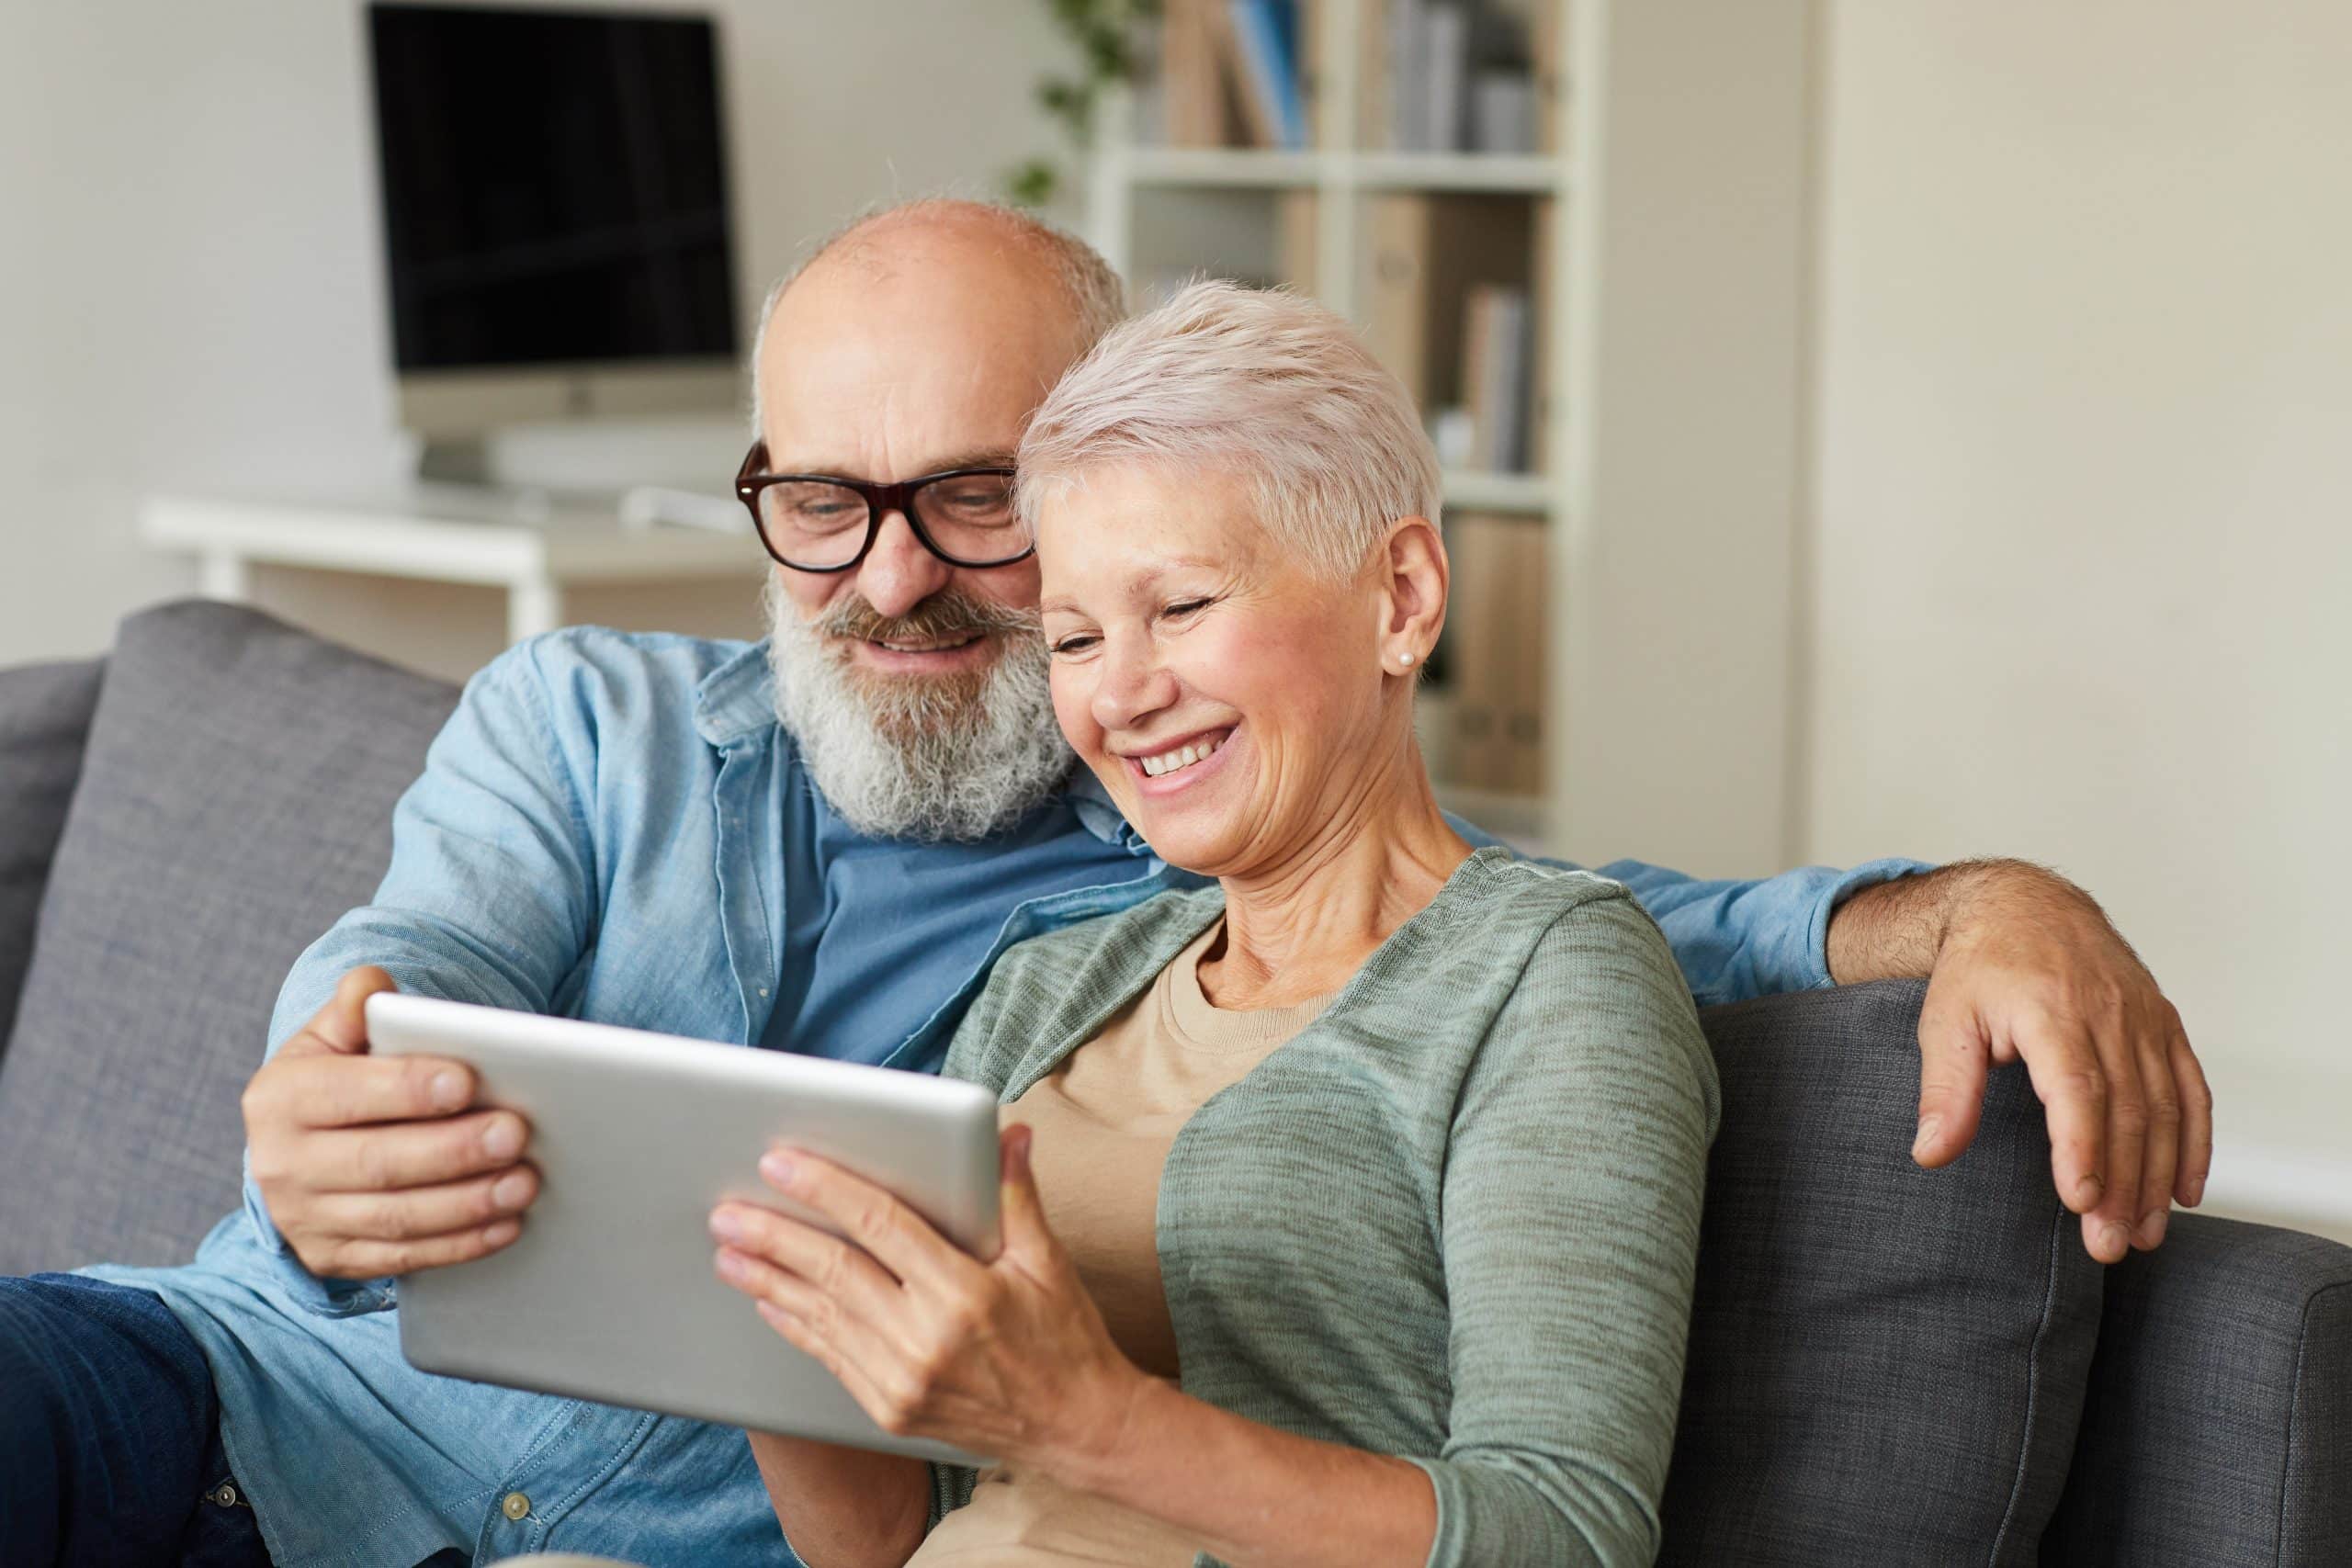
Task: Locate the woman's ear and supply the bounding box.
[1376,515,1448,673]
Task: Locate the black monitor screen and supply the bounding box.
[368,4,738,372]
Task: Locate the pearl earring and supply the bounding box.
[1393,650,1416,669]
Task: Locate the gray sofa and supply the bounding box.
[0,599,2344,1566]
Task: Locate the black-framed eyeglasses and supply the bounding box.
[734,442,1032,572]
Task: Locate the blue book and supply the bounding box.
[1227,0,1306,150]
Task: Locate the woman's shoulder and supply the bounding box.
[1428,846,1657,960]
[1326,847,1683,1052]
[1452,849,1721,1133]
[1403,848,1716,1117]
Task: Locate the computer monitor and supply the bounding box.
[367,3,741,453]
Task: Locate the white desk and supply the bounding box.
[141,489,763,646]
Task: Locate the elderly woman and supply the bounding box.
[708,280,1717,1567]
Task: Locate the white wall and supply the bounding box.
[0,0,1078,673]
[1806,1,2352,1235]
[0,6,40,562]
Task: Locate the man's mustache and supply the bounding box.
[815,591,1042,648]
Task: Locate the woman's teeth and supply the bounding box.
[1139,732,1227,778]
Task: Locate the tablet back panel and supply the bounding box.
[368,991,999,1463]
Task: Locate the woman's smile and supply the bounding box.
[1123,724,1238,794]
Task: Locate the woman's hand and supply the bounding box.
[710,1123,1148,1479]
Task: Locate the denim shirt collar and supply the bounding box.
[690,637,784,748]
[689,637,1149,856]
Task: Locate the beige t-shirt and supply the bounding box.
[908,921,1331,1566]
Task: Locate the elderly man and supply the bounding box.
[1,200,2207,1566]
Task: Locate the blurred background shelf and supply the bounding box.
[1091,0,1816,868]
[1096,4,1576,820]
[1352,152,1560,192]
[1121,148,1326,187]
[1441,469,1552,513]
[1121,147,1562,194]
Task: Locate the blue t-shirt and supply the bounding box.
[764,769,1141,1063]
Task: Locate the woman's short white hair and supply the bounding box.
[1015,278,1442,580]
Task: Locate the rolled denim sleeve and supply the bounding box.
[243,637,600,1315]
[1596,857,1931,1009]
[1441,813,1932,1010]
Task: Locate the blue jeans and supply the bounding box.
[0,1273,270,1567]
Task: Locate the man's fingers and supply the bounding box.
[271,1051,476,1131]
[306,1165,537,1243]
[2170,1022,2214,1208]
[2013,1022,2109,1218]
[303,1110,531,1192]
[2086,1010,2147,1264]
[2130,1020,2181,1249]
[282,967,399,1058]
[1912,996,1992,1169]
[315,1217,523,1280]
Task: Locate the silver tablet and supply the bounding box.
[366,991,1001,1464]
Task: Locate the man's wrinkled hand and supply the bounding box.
[242,966,538,1279]
[1909,866,2212,1264]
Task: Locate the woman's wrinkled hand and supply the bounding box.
[709,1123,1146,1476]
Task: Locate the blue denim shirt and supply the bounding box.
[88,628,1921,1568]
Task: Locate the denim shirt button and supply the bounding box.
[501,1491,531,1522]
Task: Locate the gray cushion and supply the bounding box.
[1661,978,2103,1566]
[0,601,458,1272]
[0,656,104,1058]
[2042,1213,2352,1567]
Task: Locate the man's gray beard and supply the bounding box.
[763,576,1075,842]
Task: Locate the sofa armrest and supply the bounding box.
[0,657,106,1057]
[2042,1212,2352,1566]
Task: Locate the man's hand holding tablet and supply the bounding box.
[364,989,1002,1462]
[243,968,540,1280]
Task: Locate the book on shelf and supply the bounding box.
[1374,0,1542,153]
[1276,190,1318,291]
[1357,194,1539,471]
[1362,194,1437,403]
[1160,0,1226,146]
[1227,0,1307,149]
[1531,0,1565,154]
[1159,0,1306,150]
[1471,69,1536,155]
[1459,283,1532,473]
[1438,510,1545,795]
[1425,2,1471,154]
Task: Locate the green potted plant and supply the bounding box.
[1007,0,1161,207]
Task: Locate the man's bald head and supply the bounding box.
[751,199,1125,431]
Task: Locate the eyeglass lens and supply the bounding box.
[757,473,1021,568]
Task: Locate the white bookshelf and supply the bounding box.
[1119,147,1560,195]
[1086,0,1817,875]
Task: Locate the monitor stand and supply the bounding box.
[415,433,495,488]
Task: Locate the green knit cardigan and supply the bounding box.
[930,847,1719,1568]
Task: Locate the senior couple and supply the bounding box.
[2,199,2210,1567]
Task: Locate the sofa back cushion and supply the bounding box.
[0,601,458,1272]
[0,656,105,1059]
[1661,979,2103,1566]
[2043,1213,2352,1567]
